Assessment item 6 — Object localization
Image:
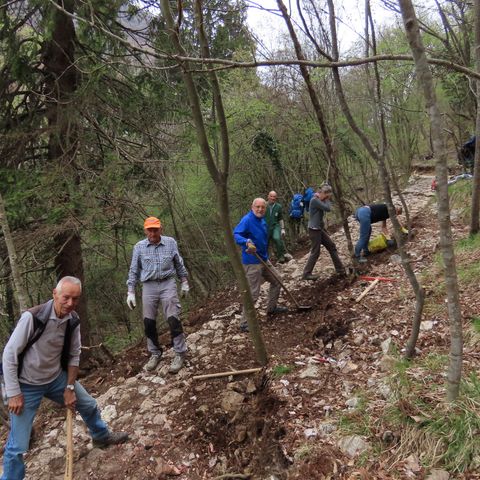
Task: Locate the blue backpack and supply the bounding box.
[289,193,304,219]
[303,187,315,212]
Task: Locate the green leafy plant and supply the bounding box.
[272,364,293,377]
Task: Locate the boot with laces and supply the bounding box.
[168,353,186,374]
[144,354,162,371]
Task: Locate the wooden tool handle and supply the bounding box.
[64,409,73,480]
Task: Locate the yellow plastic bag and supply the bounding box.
[368,233,389,253]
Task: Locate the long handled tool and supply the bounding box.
[64,408,73,480]
[253,252,312,311]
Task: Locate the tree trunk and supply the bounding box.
[159,0,267,365]
[325,0,425,357]
[53,232,88,340]
[399,0,463,401]
[0,191,28,312]
[42,0,90,347]
[471,0,480,234]
[277,0,353,254]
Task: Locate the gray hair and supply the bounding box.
[319,185,333,194]
[252,197,267,207]
[56,276,82,293]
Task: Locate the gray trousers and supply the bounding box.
[142,277,186,355]
[303,228,344,276]
[242,262,281,319]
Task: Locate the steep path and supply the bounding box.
[2,174,479,480]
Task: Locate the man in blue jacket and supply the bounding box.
[234,198,288,331]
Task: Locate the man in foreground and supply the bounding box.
[302,185,345,280]
[126,216,189,373]
[354,203,403,263]
[1,276,128,480]
[234,198,288,331]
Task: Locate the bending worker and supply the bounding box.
[126,216,189,374]
[354,203,402,263]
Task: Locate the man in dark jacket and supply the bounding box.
[233,198,288,331]
[1,276,128,480]
[302,185,345,280]
[354,203,402,263]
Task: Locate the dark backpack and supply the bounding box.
[458,136,475,171]
[303,187,315,212]
[289,193,304,219]
[0,299,80,378]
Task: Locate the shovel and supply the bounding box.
[253,252,312,311]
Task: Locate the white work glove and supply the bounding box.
[281,228,286,237]
[126,292,136,310]
[181,281,190,298]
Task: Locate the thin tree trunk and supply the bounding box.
[399,0,463,401]
[159,0,267,365]
[363,0,424,356]
[276,0,353,254]
[0,191,28,311]
[325,0,425,357]
[471,0,480,234]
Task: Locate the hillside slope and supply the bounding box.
[1,174,479,480]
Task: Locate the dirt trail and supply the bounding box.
[2,173,479,480]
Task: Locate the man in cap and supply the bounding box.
[265,191,287,263]
[302,185,345,280]
[126,217,189,373]
[234,198,288,331]
[1,276,128,480]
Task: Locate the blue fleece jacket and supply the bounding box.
[233,210,268,264]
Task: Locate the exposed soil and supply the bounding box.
[1,174,479,480]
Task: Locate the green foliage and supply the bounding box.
[420,374,480,472]
[272,364,293,377]
[472,317,480,333]
[338,393,372,436]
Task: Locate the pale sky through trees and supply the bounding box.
[246,0,404,57]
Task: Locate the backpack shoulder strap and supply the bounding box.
[17,301,53,376]
[60,312,80,371]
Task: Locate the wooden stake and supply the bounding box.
[64,409,73,480]
[193,368,262,381]
[355,278,380,303]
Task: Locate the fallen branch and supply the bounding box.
[359,275,397,282]
[211,474,251,480]
[193,368,262,381]
[355,279,380,303]
[81,343,114,361]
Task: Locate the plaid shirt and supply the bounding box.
[127,236,188,291]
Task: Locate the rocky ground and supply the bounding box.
[1,174,479,479]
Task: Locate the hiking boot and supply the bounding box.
[144,354,162,371]
[168,353,186,374]
[93,431,129,449]
[355,257,368,264]
[302,274,319,281]
[278,256,286,264]
[267,305,289,316]
[334,269,347,278]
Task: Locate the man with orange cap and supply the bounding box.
[126,217,189,373]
